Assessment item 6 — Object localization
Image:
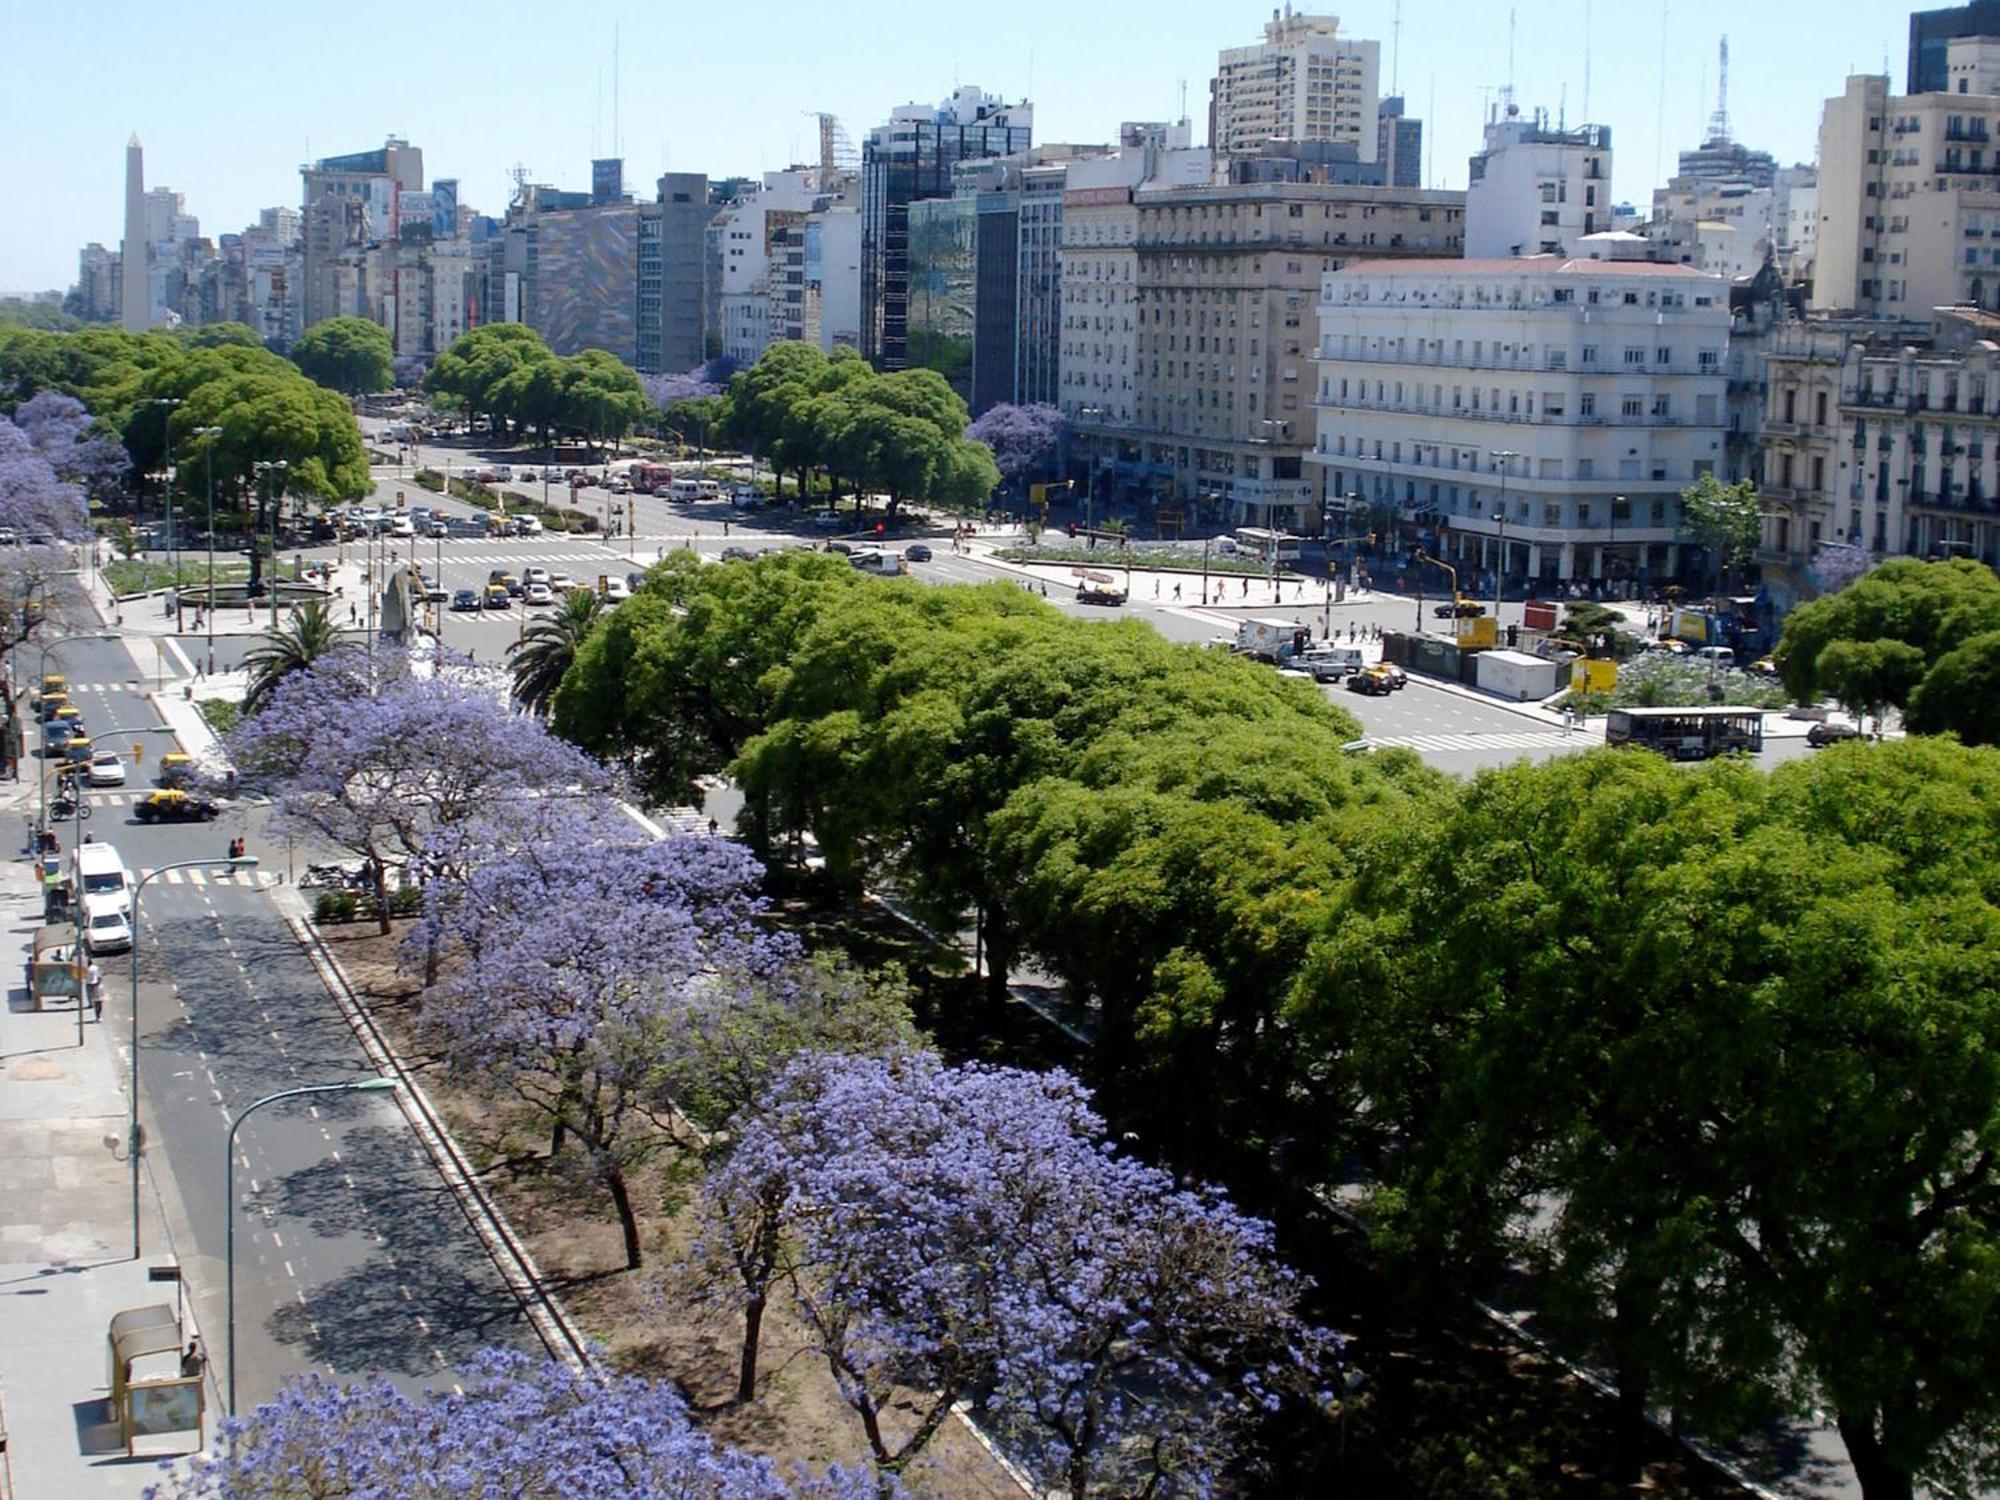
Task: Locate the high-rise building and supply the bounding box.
[1812,57,2000,324]
[1910,1,2000,93]
[1309,258,1730,586]
[121,136,149,331]
[1465,107,1612,259]
[861,86,1032,369]
[75,243,120,324]
[1130,179,1464,530]
[1059,123,1207,457]
[1209,8,1380,162]
[1377,97,1422,189]
[299,139,423,329]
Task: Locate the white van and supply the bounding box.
[70,842,132,916]
[1694,646,1736,668]
[668,478,704,502]
[492,464,514,483]
[849,550,906,576]
[694,478,722,500]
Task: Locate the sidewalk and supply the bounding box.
[0,771,213,1497]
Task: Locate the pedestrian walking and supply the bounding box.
[1241,578,1249,598]
[87,960,102,1022]
[1173,582,1182,601]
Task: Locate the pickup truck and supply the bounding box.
[1294,646,1365,681]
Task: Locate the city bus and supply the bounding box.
[1231,528,1302,565]
[1605,706,1765,761]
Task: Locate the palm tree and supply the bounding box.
[508,588,603,715]
[242,598,340,714]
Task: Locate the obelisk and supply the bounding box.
[121,135,149,331]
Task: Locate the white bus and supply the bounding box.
[1231,528,1302,564]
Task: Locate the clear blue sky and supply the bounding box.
[4,0,1910,294]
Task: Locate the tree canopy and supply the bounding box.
[425,326,649,447]
[290,316,395,396]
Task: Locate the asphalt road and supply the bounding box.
[38,628,541,1411]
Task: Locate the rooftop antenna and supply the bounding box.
[1583,0,1593,124]
[1654,1,1669,190]
[1697,56,1707,146]
[1504,8,1517,116]
[1392,0,1402,94]
[1708,35,1731,144]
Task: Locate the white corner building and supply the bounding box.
[1465,107,1613,260]
[1307,256,1730,590]
[1210,7,1380,161]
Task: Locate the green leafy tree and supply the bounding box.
[425,325,553,434]
[507,587,602,716]
[1774,557,2000,704]
[1815,637,1926,730]
[291,317,394,396]
[1676,474,1762,591]
[1905,628,2000,745]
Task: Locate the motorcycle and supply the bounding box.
[49,794,88,821]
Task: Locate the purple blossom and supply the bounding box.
[14,390,129,501]
[700,1052,1340,1487]
[144,1346,876,1499]
[1810,541,1875,595]
[645,356,740,411]
[0,415,89,539]
[415,795,784,1266]
[226,650,609,929]
[963,402,1064,483]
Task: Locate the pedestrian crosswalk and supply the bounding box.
[134,866,282,888]
[1368,728,1601,754]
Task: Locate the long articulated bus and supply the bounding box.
[1605,706,1765,761]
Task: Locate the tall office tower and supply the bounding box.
[860,86,1032,368]
[122,135,149,331]
[1209,8,1381,161]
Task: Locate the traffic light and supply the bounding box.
[875,522,885,536]
[131,743,143,764]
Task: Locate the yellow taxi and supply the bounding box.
[483,582,512,610]
[157,751,195,788]
[33,673,66,705]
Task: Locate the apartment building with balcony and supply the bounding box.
[1815,46,2000,324]
[1763,309,2000,592]
[1124,180,1462,530]
[1308,257,1729,590]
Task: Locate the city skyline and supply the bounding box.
[7,0,1905,293]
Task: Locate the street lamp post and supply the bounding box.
[1611,493,1626,599]
[226,1077,395,1413]
[193,427,224,676]
[1489,449,1519,623]
[129,855,259,1260]
[253,461,289,631]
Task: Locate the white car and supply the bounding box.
[523,581,555,606]
[83,897,132,956]
[388,516,414,538]
[86,750,127,787]
[547,572,574,592]
[602,578,632,603]
[520,566,552,587]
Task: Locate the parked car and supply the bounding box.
[86,750,127,788]
[451,588,481,612]
[903,543,934,562]
[1807,720,1864,747]
[135,789,221,823]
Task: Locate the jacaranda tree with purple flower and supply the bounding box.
[418,805,780,1267]
[144,1347,876,1500]
[697,1052,1340,1491]
[227,651,608,932]
[964,401,1064,489]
